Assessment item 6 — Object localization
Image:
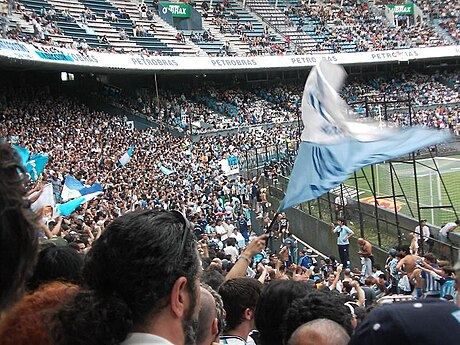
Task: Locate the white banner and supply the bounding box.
[220,157,240,176]
[0,39,459,72]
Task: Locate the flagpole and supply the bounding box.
[154,73,160,109]
[264,211,281,251]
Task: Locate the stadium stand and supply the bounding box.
[7,0,205,55]
[0,18,459,342]
[2,0,459,55]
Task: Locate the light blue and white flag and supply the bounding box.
[159,163,176,175]
[31,183,55,212]
[13,145,49,181]
[13,145,30,167]
[56,191,101,216]
[61,174,103,202]
[278,60,450,212]
[26,154,49,181]
[117,146,134,167]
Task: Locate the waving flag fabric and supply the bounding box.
[13,145,30,166]
[61,174,103,202]
[13,145,48,181]
[56,192,101,216]
[31,183,55,212]
[118,146,134,167]
[159,164,176,175]
[26,154,49,181]
[278,60,450,212]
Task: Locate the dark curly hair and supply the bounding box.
[282,290,353,344]
[255,280,314,345]
[53,209,200,345]
[27,245,84,291]
[0,143,39,312]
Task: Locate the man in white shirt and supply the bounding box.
[414,219,433,253]
[215,219,228,242]
[224,238,239,263]
[334,192,348,220]
[439,219,459,243]
[224,219,236,239]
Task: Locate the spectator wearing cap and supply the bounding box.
[349,299,460,344]
[298,248,315,269]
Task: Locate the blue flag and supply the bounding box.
[13,145,48,181]
[13,145,30,166]
[117,146,134,167]
[56,197,86,216]
[26,154,49,181]
[61,174,103,201]
[159,164,176,175]
[278,61,450,212]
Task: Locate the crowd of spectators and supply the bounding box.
[106,83,299,133]
[297,0,449,53]
[0,0,173,56]
[341,70,460,104]
[200,1,287,56]
[0,2,64,42]
[0,82,459,344]
[1,0,459,56]
[104,68,459,134]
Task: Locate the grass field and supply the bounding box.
[342,155,460,231]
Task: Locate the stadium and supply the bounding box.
[0,0,460,343]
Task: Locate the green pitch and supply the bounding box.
[343,155,460,231]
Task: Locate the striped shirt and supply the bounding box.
[441,279,456,298]
[422,266,441,295]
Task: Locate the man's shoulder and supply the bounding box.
[220,336,247,345]
[121,333,174,345]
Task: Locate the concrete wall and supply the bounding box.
[268,183,459,264]
[267,195,389,268]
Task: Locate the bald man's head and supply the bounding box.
[196,286,219,345]
[288,319,350,345]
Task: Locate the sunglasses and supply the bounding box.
[170,210,192,258]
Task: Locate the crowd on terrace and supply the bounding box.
[104,68,460,134]
[291,0,451,53]
[1,0,459,56]
[0,81,459,345]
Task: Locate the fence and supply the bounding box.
[239,141,460,263]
